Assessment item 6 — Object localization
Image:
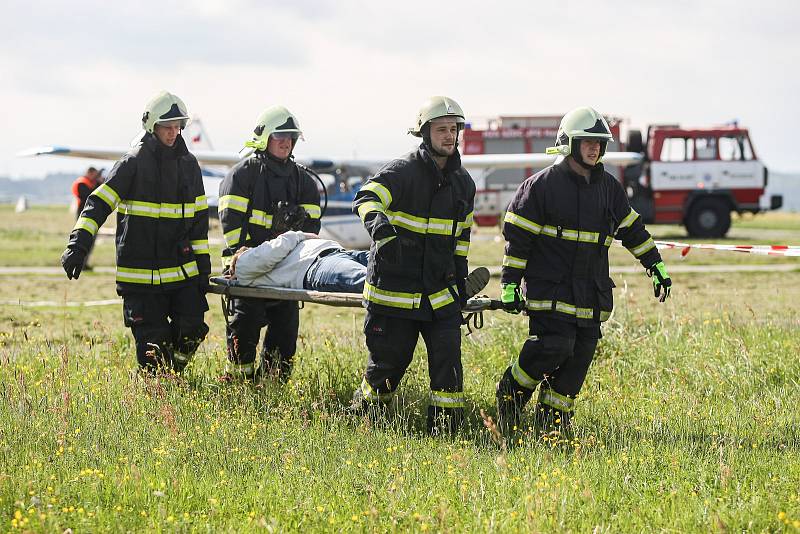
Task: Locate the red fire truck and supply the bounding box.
[625,124,781,237]
[464,116,781,238]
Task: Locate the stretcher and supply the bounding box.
[208,277,503,331]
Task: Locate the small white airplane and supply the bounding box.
[19,131,642,249]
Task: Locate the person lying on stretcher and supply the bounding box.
[228,231,369,293]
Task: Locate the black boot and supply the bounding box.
[495,367,533,435]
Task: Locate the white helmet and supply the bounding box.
[141,91,189,134]
[546,107,613,162]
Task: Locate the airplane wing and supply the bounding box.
[18,145,242,167]
[461,151,643,169]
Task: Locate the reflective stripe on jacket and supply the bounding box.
[67,134,209,293]
[354,143,476,320]
[501,159,662,326]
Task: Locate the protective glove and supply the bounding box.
[500,283,524,314]
[61,245,87,280]
[647,261,672,302]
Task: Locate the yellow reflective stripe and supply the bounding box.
[195,195,208,212]
[363,282,422,309]
[540,389,574,412]
[218,194,249,213]
[427,217,455,236]
[604,236,613,246]
[190,239,210,255]
[361,181,392,207]
[618,208,639,230]
[116,261,199,285]
[225,361,254,377]
[526,299,610,321]
[224,227,242,247]
[300,204,321,219]
[504,211,542,235]
[536,224,613,247]
[502,255,527,269]
[92,184,120,210]
[118,201,197,219]
[249,209,273,228]
[630,237,656,257]
[360,378,393,403]
[429,390,465,408]
[73,216,99,236]
[386,210,428,234]
[428,287,456,310]
[118,201,158,218]
[357,201,384,221]
[455,240,470,257]
[458,211,474,232]
[511,360,540,390]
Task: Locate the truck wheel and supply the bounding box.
[685,198,731,238]
[626,129,644,154]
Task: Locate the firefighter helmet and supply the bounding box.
[141,91,190,134]
[546,106,613,159]
[408,96,465,137]
[244,106,304,152]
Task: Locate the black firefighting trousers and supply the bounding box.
[359,310,464,430]
[225,297,300,377]
[122,284,209,371]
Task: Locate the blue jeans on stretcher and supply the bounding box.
[303,249,369,293]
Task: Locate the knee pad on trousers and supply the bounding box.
[517,334,575,382]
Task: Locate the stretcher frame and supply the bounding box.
[208,277,503,331]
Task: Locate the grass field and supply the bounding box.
[1,206,799,532]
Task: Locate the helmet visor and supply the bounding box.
[271,131,300,140]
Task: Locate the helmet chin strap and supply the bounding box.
[571,139,603,170]
[422,123,460,158]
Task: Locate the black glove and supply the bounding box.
[61,246,87,280]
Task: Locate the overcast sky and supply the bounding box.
[2,0,799,178]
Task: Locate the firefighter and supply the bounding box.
[351,96,477,435]
[218,106,321,381]
[60,91,211,372]
[495,106,672,441]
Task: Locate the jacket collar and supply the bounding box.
[418,142,462,176]
[558,158,605,184]
[256,151,295,177]
[142,133,190,160]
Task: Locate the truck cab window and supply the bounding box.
[659,137,688,161]
[694,137,717,160]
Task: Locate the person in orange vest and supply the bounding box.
[72,167,104,217]
[70,167,105,267]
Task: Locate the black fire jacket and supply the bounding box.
[68,134,209,294]
[502,159,662,326]
[354,143,476,321]
[218,153,321,266]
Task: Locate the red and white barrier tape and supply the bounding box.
[653,241,800,257]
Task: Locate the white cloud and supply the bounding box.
[2,0,799,177]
